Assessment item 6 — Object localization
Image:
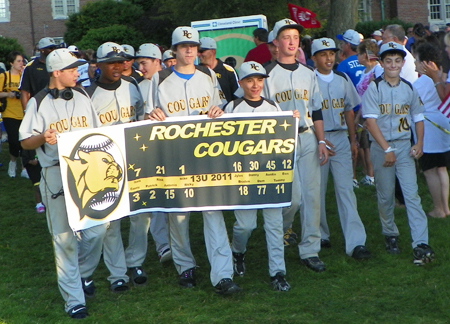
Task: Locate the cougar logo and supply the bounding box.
[250,63,260,71]
[322,40,330,47]
[183,30,192,39]
[63,134,125,220]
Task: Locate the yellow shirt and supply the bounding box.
[0,72,23,120]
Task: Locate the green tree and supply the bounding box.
[0,37,25,69]
[64,0,143,46]
[76,25,146,50]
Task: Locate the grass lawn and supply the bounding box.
[1,140,449,324]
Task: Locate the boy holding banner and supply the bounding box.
[225,61,299,291]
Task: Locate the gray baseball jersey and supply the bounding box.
[224,97,281,113]
[146,66,224,116]
[316,70,360,131]
[262,61,322,128]
[362,76,424,141]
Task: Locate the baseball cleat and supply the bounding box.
[385,236,400,254]
[283,228,297,246]
[67,304,88,319]
[158,247,172,263]
[351,245,371,260]
[81,277,95,298]
[270,272,291,291]
[110,279,129,293]
[232,252,245,277]
[129,267,147,286]
[301,257,326,272]
[214,278,241,295]
[413,244,435,266]
[321,239,331,248]
[179,267,196,288]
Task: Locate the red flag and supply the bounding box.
[288,4,321,29]
[437,91,450,119]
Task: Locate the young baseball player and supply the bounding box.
[225,61,299,291]
[81,42,146,291]
[146,26,240,295]
[362,42,435,265]
[262,19,328,272]
[19,48,99,318]
[162,50,176,68]
[311,38,370,259]
[121,44,144,83]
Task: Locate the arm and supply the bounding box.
[344,110,357,160]
[421,61,450,101]
[312,119,328,165]
[410,121,424,159]
[20,90,31,110]
[365,118,396,167]
[21,129,58,150]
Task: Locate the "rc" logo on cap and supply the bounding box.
[183,30,192,39]
[322,40,330,47]
[250,63,260,71]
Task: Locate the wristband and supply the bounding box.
[434,82,443,87]
[318,140,326,145]
[384,146,397,153]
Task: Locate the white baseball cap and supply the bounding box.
[135,43,162,60]
[46,48,85,72]
[273,19,304,38]
[67,45,79,53]
[336,29,361,46]
[238,61,269,81]
[199,37,217,50]
[371,30,382,37]
[121,44,135,59]
[96,42,127,63]
[162,50,175,61]
[172,26,200,46]
[38,37,57,50]
[311,38,338,55]
[379,42,406,58]
[267,31,274,44]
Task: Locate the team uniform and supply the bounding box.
[315,69,368,256]
[146,64,233,287]
[83,75,144,286]
[211,59,239,103]
[362,75,429,249]
[225,97,286,278]
[19,87,100,313]
[262,60,324,260]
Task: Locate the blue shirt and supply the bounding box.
[336,55,365,87]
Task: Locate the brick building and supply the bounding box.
[0,0,100,57]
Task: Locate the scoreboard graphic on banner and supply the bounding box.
[58,112,298,231]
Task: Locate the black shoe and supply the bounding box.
[129,267,147,286]
[283,228,298,246]
[301,257,326,272]
[413,243,435,266]
[110,279,129,293]
[67,304,88,319]
[81,277,95,298]
[232,252,245,277]
[321,239,331,248]
[179,267,196,288]
[270,272,291,291]
[214,278,241,295]
[385,236,400,254]
[351,245,371,260]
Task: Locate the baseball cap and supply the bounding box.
[162,50,175,62]
[379,42,406,59]
[311,38,338,55]
[273,19,304,38]
[135,43,162,60]
[172,26,200,46]
[46,48,85,72]
[238,61,269,81]
[67,45,79,53]
[199,37,217,50]
[372,30,382,37]
[121,44,135,59]
[336,29,360,46]
[96,42,127,63]
[38,37,57,50]
[267,31,274,44]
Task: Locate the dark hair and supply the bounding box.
[253,28,268,43]
[7,51,23,65]
[301,38,312,59]
[413,23,426,38]
[414,41,441,67]
[171,44,200,52]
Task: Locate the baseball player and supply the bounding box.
[134,43,173,265]
[81,42,146,290]
[225,61,299,291]
[162,50,176,68]
[121,44,144,83]
[362,42,434,265]
[146,26,240,295]
[19,48,99,318]
[261,19,328,272]
[198,37,239,103]
[311,38,370,259]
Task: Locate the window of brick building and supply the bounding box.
[429,0,450,21]
[0,0,10,22]
[52,0,79,19]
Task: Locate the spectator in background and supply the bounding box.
[0,51,27,178]
[336,29,365,87]
[244,28,271,64]
[263,31,278,67]
[301,36,314,67]
[406,23,426,52]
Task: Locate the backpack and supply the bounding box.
[0,72,8,112]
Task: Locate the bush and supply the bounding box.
[76,25,146,51]
[0,37,25,69]
[355,19,413,38]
